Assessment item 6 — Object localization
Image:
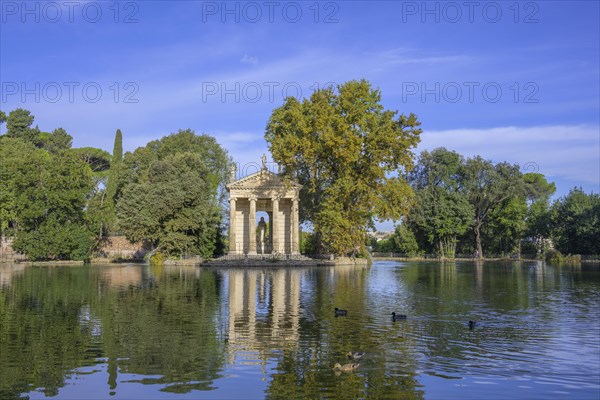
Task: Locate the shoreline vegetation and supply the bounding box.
[1,82,598,265]
[2,254,597,267]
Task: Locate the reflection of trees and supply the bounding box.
[3,261,590,399]
[0,267,95,399]
[92,265,225,394]
[0,265,226,398]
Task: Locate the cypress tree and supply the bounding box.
[105,129,123,232]
[106,129,122,201]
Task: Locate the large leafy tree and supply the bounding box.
[0,138,37,236]
[265,80,421,255]
[550,188,599,254]
[116,130,230,257]
[460,157,524,258]
[10,147,95,260]
[407,148,473,258]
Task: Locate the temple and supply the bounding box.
[226,161,301,255]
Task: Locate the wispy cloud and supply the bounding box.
[418,125,600,186]
[240,54,259,66]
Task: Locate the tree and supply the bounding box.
[38,128,73,153]
[0,138,37,236]
[106,129,123,213]
[4,108,39,143]
[484,196,527,255]
[116,130,230,258]
[71,147,111,173]
[392,223,420,256]
[522,173,556,255]
[460,157,524,258]
[551,188,600,255]
[10,149,95,260]
[71,147,112,239]
[407,148,473,258]
[265,80,421,255]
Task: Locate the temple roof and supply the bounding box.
[226,169,301,191]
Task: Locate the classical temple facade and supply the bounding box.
[226,164,301,255]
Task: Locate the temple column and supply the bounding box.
[272,197,280,254]
[292,197,300,255]
[267,211,273,254]
[229,198,237,254]
[248,196,257,255]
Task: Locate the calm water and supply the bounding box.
[0,261,599,400]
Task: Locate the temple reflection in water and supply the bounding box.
[224,268,301,369]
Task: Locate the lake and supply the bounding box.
[1,261,599,399]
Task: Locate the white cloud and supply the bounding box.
[417,125,600,186]
[240,54,259,66]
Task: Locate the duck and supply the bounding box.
[391,312,407,321]
[335,308,348,317]
[333,363,360,372]
[468,320,477,330]
[346,352,365,360]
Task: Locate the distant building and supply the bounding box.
[369,231,394,242]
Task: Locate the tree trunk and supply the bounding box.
[475,222,483,259]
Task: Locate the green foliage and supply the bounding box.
[484,196,527,255]
[7,147,95,260]
[550,188,600,255]
[149,251,165,265]
[0,138,37,235]
[460,156,525,257]
[12,218,93,261]
[71,147,111,173]
[523,174,556,255]
[265,80,421,255]
[106,129,123,203]
[4,108,39,143]
[37,128,73,153]
[392,224,420,256]
[524,173,556,201]
[372,237,395,252]
[300,231,318,254]
[117,130,229,258]
[104,129,123,232]
[407,148,473,258]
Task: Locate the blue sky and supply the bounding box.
[1,1,599,228]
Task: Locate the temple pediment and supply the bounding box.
[226,169,301,191]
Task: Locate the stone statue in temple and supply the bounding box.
[258,216,267,254]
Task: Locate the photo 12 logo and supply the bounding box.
[201,1,339,23]
[400,1,540,23]
[201,81,338,103]
[1,82,140,104]
[400,81,539,104]
[0,1,139,24]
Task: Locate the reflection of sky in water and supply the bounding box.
[28,359,278,399]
